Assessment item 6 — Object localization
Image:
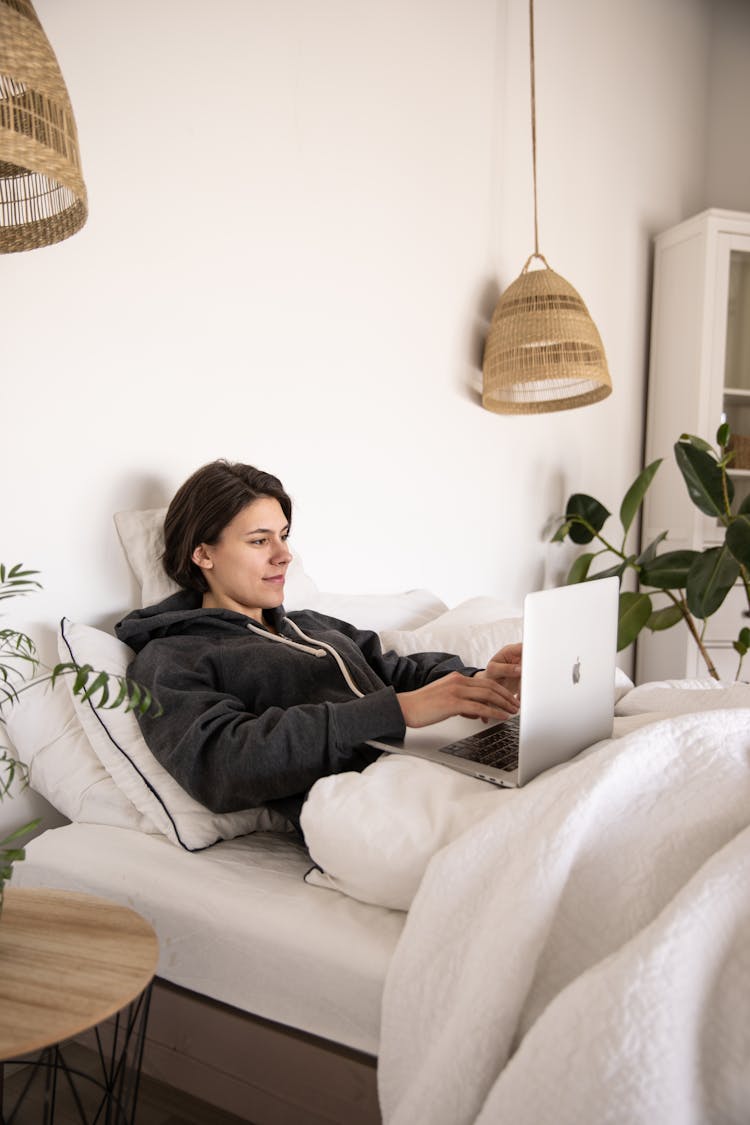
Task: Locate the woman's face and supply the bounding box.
[192,497,292,621]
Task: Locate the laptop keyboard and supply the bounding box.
[442,716,520,772]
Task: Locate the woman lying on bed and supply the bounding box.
[115,461,522,829]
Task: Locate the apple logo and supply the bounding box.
[572,657,581,685]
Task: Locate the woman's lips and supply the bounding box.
[264,576,285,584]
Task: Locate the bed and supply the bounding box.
[5,510,750,1124]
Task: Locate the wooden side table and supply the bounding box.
[0,887,159,1125]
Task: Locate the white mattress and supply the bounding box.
[15,823,405,1055]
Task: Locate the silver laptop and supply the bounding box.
[369,577,619,788]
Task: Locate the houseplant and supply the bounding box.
[0,563,154,911]
[550,425,750,679]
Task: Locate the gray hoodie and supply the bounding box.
[116,591,476,826]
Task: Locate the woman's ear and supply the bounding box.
[192,544,213,570]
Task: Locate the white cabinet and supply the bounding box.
[637,209,750,683]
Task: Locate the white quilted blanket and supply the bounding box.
[378,682,750,1125]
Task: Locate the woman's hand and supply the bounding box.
[474,642,523,696]
[396,668,520,729]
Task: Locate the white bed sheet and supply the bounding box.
[14,822,405,1055]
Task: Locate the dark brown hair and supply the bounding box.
[163,460,292,593]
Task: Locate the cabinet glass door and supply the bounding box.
[725,251,750,390]
[723,249,750,512]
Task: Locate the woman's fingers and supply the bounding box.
[397,672,520,729]
[484,663,522,684]
[479,644,523,695]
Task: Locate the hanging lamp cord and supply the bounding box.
[524,0,549,274]
[529,0,538,256]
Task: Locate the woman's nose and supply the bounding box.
[273,540,292,563]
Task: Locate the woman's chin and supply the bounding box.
[263,585,285,605]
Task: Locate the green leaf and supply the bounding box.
[686,546,740,618]
[647,604,684,631]
[564,494,611,545]
[717,421,731,449]
[0,752,29,799]
[566,553,595,584]
[674,440,733,518]
[0,564,42,601]
[72,663,94,695]
[79,670,111,707]
[0,628,40,707]
[49,661,77,688]
[726,514,750,569]
[641,549,699,590]
[139,685,161,717]
[0,818,40,846]
[48,663,159,717]
[108,677,156,715]
[0,628,37,657]
[636,530,668,567]
[109,678,129,711]
[738,494,750,516]
[550,519,573,543]
[679,432,715,455]
[617,591,652,651]
[591,558,633,581]
[619,459,662,536]
[7,564,40,581]
[1,849,26,869]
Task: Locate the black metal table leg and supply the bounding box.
[0,982,153,1125]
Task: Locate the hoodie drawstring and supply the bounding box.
[245,618,366,699]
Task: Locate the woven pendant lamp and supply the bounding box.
[0,0,87,253]
[482,0,611,414]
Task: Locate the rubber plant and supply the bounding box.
[0,564,155,912]
[550,424,750,680]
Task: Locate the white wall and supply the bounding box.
[2,0,741,679]
[706,0,750,211]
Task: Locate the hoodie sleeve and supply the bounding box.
[129,639,407,813]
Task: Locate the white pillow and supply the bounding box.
[615,677,750,716]
[114,507,320,610]
[380,598,523,667]
[310,589,448,632]
[58,618,293,849]
[5,676,155,832]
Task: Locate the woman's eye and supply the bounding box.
[249,538,267,547]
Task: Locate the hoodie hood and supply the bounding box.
[115,589,286,653]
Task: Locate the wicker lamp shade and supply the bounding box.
[482,0,612,414]
[0,0,87,253]
[482,255,612,414]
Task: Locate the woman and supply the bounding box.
[116,461,522,828]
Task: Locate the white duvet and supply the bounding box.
[371,681,750,1124]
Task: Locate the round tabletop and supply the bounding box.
[0,886,159,1060]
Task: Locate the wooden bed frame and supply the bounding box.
[106,978,381,1125]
